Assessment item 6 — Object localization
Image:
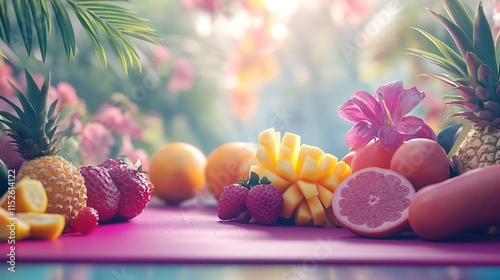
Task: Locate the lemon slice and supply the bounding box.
[0,177,48,213]
[0,208,30,242]
[16,212,65,240]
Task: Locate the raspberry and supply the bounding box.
[71,207,99,235]
[217,184,249,220]
[245,184,283,225]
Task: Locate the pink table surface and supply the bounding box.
[2,206,500,265]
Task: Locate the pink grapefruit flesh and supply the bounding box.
[332,167,415,238]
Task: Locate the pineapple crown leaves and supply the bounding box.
[237,171,271,190]
[0,70,60,158]
[409,0,500,127]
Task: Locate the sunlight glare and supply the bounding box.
[264,0,299,18]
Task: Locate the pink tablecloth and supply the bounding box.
[2,206,500,265]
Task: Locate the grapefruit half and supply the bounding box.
[332,167,415,238]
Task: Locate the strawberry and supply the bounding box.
[245,175,283,225]
[79,166,120,222]
[100,158,152,220]
[71,207,99,235]
[217,184,249,220]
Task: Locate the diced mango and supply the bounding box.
[294,200,312,226]
[299,156,319,181]
[335,161,352,180]
[281,132,300,166]
[306,196,326,226]
[317,154,338,178]
[296,145,324,173]
[256,147,275,170]
[0,208,30,242]
[261,169,291,193]
[0,177,48,213]
[317,185,333,208]
[318,173,340,192]
[276,159,298,182]
[258,128,280,166]
[281,183,303,219]
[296,180,318,199]
[16,213,65,240]
[279,145,292,161]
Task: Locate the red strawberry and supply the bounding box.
[79,166,120,222]
[217,184,249,220]
[71,207,99,235]
[246,183,283,225]
[100,159,152,220]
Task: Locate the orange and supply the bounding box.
[205,142,258,199]
[150,142,207,204]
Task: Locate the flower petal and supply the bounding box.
[351,90,386,126]
[378,125,406,152]
[396,116,437,141]
[337,99,367,123]
[376,81,426,121]
[345,121,378,151]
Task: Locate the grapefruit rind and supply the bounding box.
[250,128,352,227]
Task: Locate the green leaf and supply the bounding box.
[407,48,465,77]
[0,1,10,42]
[473,2,498,78]
[430,10,474,57]
[50,0,76,59]
[444,0,473,41]
[496,32,500,73]
[412,27,467,75]
[28,0,50,61]
[437,123,463,154]
[13,0,33,56]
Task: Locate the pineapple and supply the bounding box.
[0,70,86,227]
[411,0,500,234]
[250,128,351,227]
[409,0,500,173]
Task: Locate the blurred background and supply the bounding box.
[1,0,495,169]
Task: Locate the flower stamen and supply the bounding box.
[381,99,394,126]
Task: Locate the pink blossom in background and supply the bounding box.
[79,122,115,166]
[153,46,170,69]
[493,0,500,38]
[0,63,18,98]
[118,134,150,172]
[0,63,20,114]
[330,0,377,27]
[167,57,196,94]
[55,82,79,104]
[181,0,217,13]
[94,104,143,139]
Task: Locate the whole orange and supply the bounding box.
[149,142,207,204]
[205,142,258,199]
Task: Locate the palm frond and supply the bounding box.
[0,0,160,73]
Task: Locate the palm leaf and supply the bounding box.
[0,0,160,73]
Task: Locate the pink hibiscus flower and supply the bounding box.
[337,80,437,152]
